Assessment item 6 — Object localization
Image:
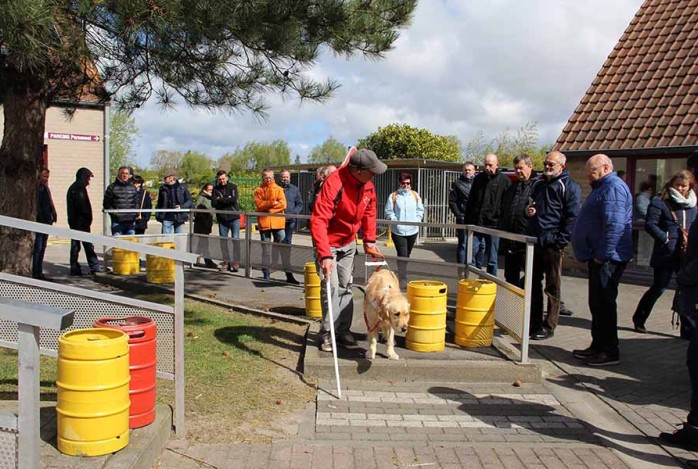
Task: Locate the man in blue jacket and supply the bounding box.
[279,170,303,284]
[572,154,633,366]
[526,151,581,340]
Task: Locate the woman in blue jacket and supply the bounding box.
[385,172,424,289]
[633,170,697,335]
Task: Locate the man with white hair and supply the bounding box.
[525,151,581,340]
[572,154,633,366]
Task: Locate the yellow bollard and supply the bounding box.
[455,279,496,347]
[304,262,322,318]
[146,242,175,284]
[385,228,394,248]
[56,328,130,456]
[406,281,448,352]
[112,237,139,275]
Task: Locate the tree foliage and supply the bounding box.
[217,141,291,177]
[357,123,461,162]
[0,0,416,274]
[109,108,139,177]
[463,122,549,169]
[308,137,347,164]
[179,151,214,187]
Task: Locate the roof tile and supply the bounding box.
[555,0,698,151]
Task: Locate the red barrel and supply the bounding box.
[93,316,156,429]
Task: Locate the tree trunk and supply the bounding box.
[0,79,48,275]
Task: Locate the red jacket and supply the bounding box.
[310,166,378,260]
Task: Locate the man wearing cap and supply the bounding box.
[310,148,387,352]
[155,171,193,234]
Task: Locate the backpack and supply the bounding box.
[392,190,418,207]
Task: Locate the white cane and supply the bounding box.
[325,275,342,399]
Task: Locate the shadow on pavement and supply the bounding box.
[428,385,686,467]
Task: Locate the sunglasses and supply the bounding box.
[400,181,411,186]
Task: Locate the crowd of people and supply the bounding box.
[29,149,698,449]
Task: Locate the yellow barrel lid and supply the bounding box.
[58,328,129,359]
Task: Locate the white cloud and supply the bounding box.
[130,0,645,166]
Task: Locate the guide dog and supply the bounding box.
[363,268,410,360]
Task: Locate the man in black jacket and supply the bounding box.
[465,153,511,275]
[499,155,535,287]
[212,170,241,272]
[526,151,581,340]
[449,162,476,264]
[32,168,57,280]
[67,168,102,275]
[155,171,193,234]
[103,166,138,235]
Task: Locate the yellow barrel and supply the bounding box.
[112,237,139,275]
[455,279,496,347]
[304,262,322,318]
[146,242,175,284]
[56,328,130,456]
[406,281,448,352]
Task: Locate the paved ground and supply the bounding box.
[34,235,698,468]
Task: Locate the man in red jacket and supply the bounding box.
[310,149,387,352]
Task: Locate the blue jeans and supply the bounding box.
[284,222,295,245]
[70,240,101,273]
[111,222,136,236]
[632,267,674,327]
[219,219,240,264]
[471,233,500,275]
[161,220,185,234]
[588,260,626,355]
[260,229,288,274]
[32,233,48,278]
[456,228,468,264]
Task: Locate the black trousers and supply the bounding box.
[392,231,417,281]
[587,260,627,355]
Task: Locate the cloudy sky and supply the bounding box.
[131,0,645,168]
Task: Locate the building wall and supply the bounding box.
[0,105,106,232]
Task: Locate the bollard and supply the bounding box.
[56,328,130,456]
[406,280,448,352]
[146,242,175,283]
[94,317,157,428]
[455,279,496,347]
[112,237,139,275]
[304,262,322,318]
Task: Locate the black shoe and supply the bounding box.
[634,323,648,333]
[659,424,698,451]
[530,328,553,340]
[584,351,619,367]
[573,347,597,359]
[69,270,83,277]
[559,304,573,316]
[33,274,52,281]
[337,332,357,347]
[319,335,333,352]
[286,273,300,285]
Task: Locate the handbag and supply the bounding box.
[673,284,698,318]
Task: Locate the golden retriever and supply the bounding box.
[363,268,410,360]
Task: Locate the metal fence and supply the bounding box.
[0,215,197,445]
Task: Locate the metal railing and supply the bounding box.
[107,208,534,363]
[0,215,198,441]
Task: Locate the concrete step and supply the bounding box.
[303,326,542,384]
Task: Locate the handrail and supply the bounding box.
[0,215,198,263]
